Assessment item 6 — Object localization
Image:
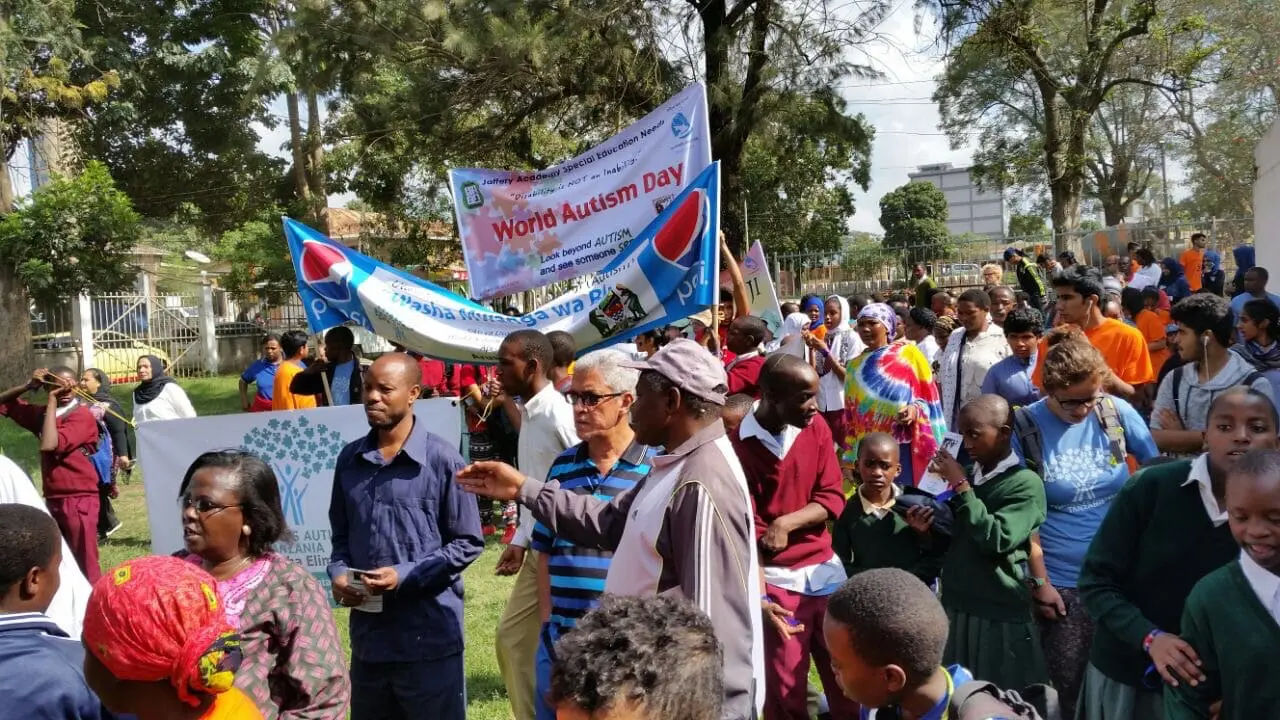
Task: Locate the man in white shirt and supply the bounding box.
[493,330,579,720]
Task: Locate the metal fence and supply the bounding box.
[771,218,1254,299]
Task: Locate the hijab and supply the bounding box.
[772,312,812,359]
[857,303,899,340]
[133,355,176,406]
[801,296,825,332]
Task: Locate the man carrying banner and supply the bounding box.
[458,339,765,720]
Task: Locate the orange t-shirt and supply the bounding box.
[271,361,318,411]
[1135,309,1172,371]
[1034,318,1155,388]
[1180,248,1204,291]
[201,688,264,719]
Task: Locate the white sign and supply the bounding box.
[137,399,463,602]
[725,241,783,334]
[449,84,712,299]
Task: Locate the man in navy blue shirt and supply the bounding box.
[328,353,484,720]
[0,503,106,720]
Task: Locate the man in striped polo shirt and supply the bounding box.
[529,348,653,720]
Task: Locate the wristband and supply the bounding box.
[1143,629,1163,655]
[1026,576,1048,589]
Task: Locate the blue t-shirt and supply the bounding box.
[1012,396,1158,588]
[1231,291,1280,317]
[980,354,1041,408]
[240,358,279,401]
[332,360,355,405]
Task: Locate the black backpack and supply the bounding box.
[952,680,1061,720]
[1013,397,1127,476]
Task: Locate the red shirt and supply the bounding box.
[414,356,450,397]
[731,413,846,569]
[725,353,765,398]
[1,399,99,497]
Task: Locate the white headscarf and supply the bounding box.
[0,455,91,638]
[769,312,813,359]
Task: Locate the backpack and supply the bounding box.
[85,418,114,487]
[951,680,1061,720]
[1013,398,1127,476]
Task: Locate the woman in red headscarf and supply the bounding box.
[81,555,263,720]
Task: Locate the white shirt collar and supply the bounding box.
[1238,550,1280,622]
[858,483,902,518]
[973,452,1020,486]
[727,349,760,368]
[54,399,79,419]
[1181,454,1227,526]
[521,381,563,416]
[738,403,802,460]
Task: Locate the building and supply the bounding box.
[907,163,1006,239]
[1255,118,1280,276]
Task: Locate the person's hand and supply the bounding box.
[904,505,934,535]
[1149,632,1206,687]
[495,545,526,576]
[1032,582,1066,621]
[113,456,131,471]
[804,332,827,351]
[361,567,400,595]
[332,573,367,607]
[763,598,803,638]
[457,461,526,501]
[929,450,967,486]
[29,368,49,391]
[718,231,735,263]
[1209,700,1222,720]
[1156,407,1185,431]
[896,404,919,426]
[761,518,792,553]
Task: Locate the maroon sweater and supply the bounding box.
[732,414,846,569]
[1,399,99,497]
[726,354,765,398]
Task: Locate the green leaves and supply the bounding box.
[879,182,953,266]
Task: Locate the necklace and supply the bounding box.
[207,555,253,580]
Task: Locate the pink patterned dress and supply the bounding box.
[181,551,350,719]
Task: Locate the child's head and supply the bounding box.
[1141,287,1160,310]
[1225,450,1280,574]
[823,568,948,709]
[957,395,1013,468]
[550,594,722,720]
[1205,388,1279,477]
[721,393,755,435]
[857,433,900,491]
[0,504,62,614]
[725,316,767,355]
[1001,307,1043,360]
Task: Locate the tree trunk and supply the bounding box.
[305,89,326,221]
[286,92,311,216]
[1101,193,1126,226]
[0,156,34,387]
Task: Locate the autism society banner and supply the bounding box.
[449,83,711,299]
[286,163,721,363]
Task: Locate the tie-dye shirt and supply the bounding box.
[840,340,947,487]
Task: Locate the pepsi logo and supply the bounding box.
[300,240,354,304]
[652,189,706,270]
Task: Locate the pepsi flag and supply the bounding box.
[286,163,721,363]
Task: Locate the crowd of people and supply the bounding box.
[0,236,1278,720]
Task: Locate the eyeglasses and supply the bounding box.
[180,496,241,516]
[565,391,625,408]
[1053,394,1104,412]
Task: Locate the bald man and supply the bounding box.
[729,353,856,719]
[328,353,484,720]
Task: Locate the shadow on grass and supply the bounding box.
[101,536,150,550]
[466,672,510,706]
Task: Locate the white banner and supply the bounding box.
[729,241,783,335]
[449,84,712,299]
[137,400,463,602]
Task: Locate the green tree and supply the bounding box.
[1008,214,1049,239]
[879,182,952,266]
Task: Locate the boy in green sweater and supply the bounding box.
[1166,448,1280,720]
[832,432,940,585]
[1078,387,1278,720]
[928,394,1049,691]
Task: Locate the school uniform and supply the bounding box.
[726,351,765,398]
[940,455,1049,691]
[0,612,106,719]
[1077,457,1238,720]
[859,665,975,720]
[832,484,942,586]
[1165,556,1280,720]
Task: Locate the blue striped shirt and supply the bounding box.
[530,441,653,629]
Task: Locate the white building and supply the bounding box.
[1256,118,1280,274]
[908,163,1006,239]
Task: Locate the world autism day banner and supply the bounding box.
[136,400,462,605]
[286,162,721,362]
[449,83,711,299]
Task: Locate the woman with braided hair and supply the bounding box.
[81,555,263,719]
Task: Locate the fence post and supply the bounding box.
[73,294,94,372]
[199,274,219,375]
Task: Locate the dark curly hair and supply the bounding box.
[0,505,60,593]
[548,594,723,719]
[178,450,294,556]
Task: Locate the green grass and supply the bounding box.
[0,375,517,720]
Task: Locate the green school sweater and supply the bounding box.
[1077,461,1238,687]
[832,493,942,585]
[1165,561,1280,720]
[939,467,1046,622]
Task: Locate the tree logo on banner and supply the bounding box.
[242,415,346,526]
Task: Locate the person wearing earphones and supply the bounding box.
[1033,266,1154,401]
[1151,294,1276,455]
